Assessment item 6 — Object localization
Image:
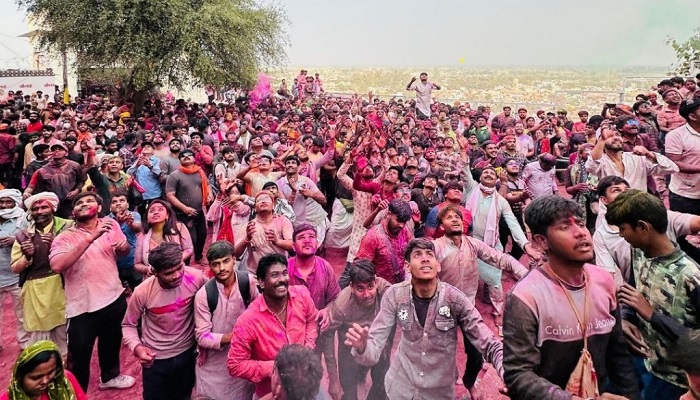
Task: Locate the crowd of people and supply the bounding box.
[0,70,698,400]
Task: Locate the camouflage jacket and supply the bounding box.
[631,246,700,388]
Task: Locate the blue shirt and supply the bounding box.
[0,215,26,288]
[109,211,141,270]
[126,155,162,200]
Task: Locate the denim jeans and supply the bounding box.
[634,356,687,400]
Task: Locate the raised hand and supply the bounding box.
[344,323,369,354]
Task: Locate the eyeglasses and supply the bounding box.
[624,120,640,126]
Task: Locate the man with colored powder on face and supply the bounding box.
[122,242,207,400]
[193,241,259,400]
[227,253,319,399]
[287,224,342,399]
[50,192,134,391]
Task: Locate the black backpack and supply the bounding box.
[205,270,251,314]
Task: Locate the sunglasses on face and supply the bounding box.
[625,120,639,126]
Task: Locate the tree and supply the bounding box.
[16,0,288,107]
[666,28,700,75]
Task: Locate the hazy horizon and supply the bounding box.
[0,0,698,69]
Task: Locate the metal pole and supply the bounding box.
[61,44,69,104]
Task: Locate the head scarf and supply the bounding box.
[24,192,59,213]
[0,189,25,223]
[8,341,75,400]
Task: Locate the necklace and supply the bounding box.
[273,300,288,318]
[545,263,586,289]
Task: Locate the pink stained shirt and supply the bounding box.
[227,285,319,398]
[287,256,341,311]
[522,161,558,199]
[49,218,126,318]
[665,124,700,199]
[356,221,414,284]
[121,267,207,359]
[657,106,686,132]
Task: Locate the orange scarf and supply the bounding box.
[179,165,210,207]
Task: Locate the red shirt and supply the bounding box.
[0,133,16,165]
[227,285,318,398]
[26,121,44,133]
[356,221,414,284]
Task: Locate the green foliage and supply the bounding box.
[16,0,288,92]
[666,28,700,75]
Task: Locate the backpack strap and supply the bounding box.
[207,272,251,316]
[205,278,218,314]
[236,270,251,308]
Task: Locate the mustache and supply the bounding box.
[274,282,288,288]
[574,241,591,249]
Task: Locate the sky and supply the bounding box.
[1,0,699,68]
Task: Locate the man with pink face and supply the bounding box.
[327,260,391,400]
[287,224,341,399]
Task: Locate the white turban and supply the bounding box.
[0,189,22,209]
[0,189,25,223]
[24,192,60,213]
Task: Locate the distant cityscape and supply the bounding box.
[266,66,675,113]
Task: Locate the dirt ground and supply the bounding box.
[0,246,512,400]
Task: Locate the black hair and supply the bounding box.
[420,173,438,186]
[206,240,236,262]
[190,131,204,140]
[443,181,463,193]
[481,140,495,149]
[221,146,235,155]
[256,253,287,280]
[525,196,584,236]
[148,242,183,272]
[311,137,324,147]
[141,141,154,149]
[274,344,322,400]
[387,166,402,177]
[124,132,137,145]
[143,199,182,238]
[348,259,376,284]
[671,76,685,85]
[16,349,63,383]
[501,157,517,168]
[388,199,412,223]
[262,181,278,191]
[436,205,462,225]
[292,223,316,242]
[110,189,129,203]
[588,115,605,129]
[403,238,435,261]
[33,144,50,157]
[633,100,649,113]
[605,189,668,233]
[596,175,630,198]
[284,155,300,165]
[71,191,103,208]
[614,115,636,130]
